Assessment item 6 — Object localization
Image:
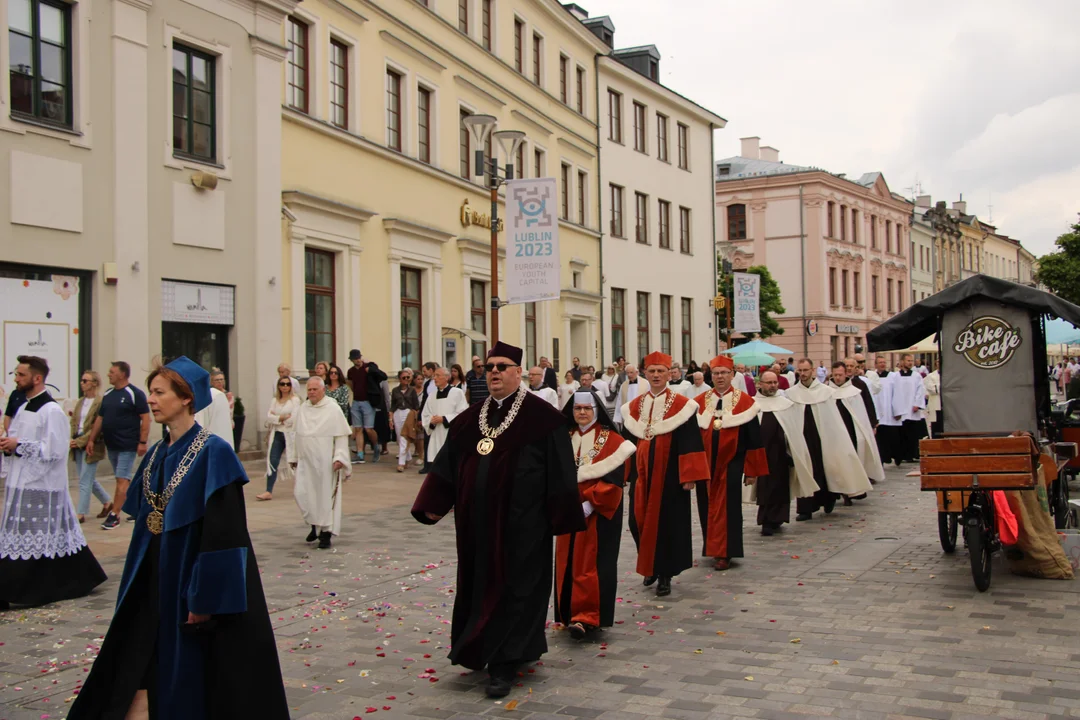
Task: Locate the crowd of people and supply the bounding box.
[1053,358,1080,400]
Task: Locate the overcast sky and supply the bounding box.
[582,0,1079,257]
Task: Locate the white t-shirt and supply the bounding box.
[78,399,93,434]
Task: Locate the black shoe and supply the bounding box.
[318,531,332,549]
[568,622,587,640]
[843,496,854,507]
[894,459,902,467]
[795,513,812,522]
[418,465,430,475]
[642,575,657,587]
[869,478,878,485]
[656,577,671,597]
[823,496,836,515]
[0,600,9,612]
[306,525,318,542]
[761,526,774,536]
[486,674,513,698]
[852,493,868,500]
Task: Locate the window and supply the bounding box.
[329,40,348,129]
[677,122,689,169]
[532,32,542,85]
[680,298,692,365]
[515,142,525,179]
[607,89,622,143]
[609,184,624,237]
[459,109,470,178]
[896,224,903,255]
[458,0,468,33]
[401,268,423,370]
[679,207,691,254]
[633,101,646,152]
[481,0,492,50]
[417,87,431,164]
[577,170,586,225]
[634,192,648,243]
[886,278,894,313]
[385,69,402,151]
[560,163,570,220]
[660,295,672,356]
[727,204,746,240]
[851,209,859,244]
[533,147,544,178]
[897,281,904,311]
[853,271,861,307]
[827,201,835,237]
[885,220,892,253]
[559,55,568,103]
[9,0,71,126]
[829,267,837,306]
[870,215,877,248]
[871,275,879,310]
[286,17,308,112]
[305,249,335,371]
[470,280,487,358]
[524,302,537,368]
[514,19,524,72]
[611,289,626,362]
[575,66,585,114]
[656,113,668,162]
[172,44,216,162]
[636,292,650,356]
[658,200,671,249]
[841,269,849,306]
[840,205,847,241]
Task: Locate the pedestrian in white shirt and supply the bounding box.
[258,377,300,501]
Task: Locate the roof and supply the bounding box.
[613,44,660,60]
[714,155,813,180]
[856,172,881,187]
[866,274,1080,351]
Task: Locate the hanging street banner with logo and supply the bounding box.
[505,178,560,305]
[733,271,761,333]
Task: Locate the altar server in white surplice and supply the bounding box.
[422,367,468,465]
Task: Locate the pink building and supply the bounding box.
[715,137,913,364]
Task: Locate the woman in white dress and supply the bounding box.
[558,370,580,408]
[257,377,300,501]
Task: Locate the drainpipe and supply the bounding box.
[799,184,807,357]
[710,125,718,355]
[595,51,604,367]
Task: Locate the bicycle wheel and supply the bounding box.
[967,520,992,592]
[1053,477,1073,530]
[938,512,958,553]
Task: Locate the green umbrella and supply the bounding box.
[720,339,794,355]
[727,351,778,367]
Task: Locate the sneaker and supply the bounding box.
[101,514,120,530]
[372,447,381,464]
[126,515,135,522]
[353,452,365,464]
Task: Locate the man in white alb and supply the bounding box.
[526,367,559,408]
[422,367,468,465]
[290,377,352,549]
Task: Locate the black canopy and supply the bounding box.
[867,274,1080,351]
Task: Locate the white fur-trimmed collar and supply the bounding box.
[577,434,636,482]
[786,379,835,405]
[828,380,862,400]
[696,388,760,429]
[621,391,698,440]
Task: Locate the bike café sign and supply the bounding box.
[952,315,1023,369]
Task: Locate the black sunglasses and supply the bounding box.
[484,363,518,372]
[278,382,291,387]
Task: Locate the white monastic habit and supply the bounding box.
[783,371,797,388]
[422,385,468,463]
[785,380,873,496]
[289,395,353,536]
[829,380,885,482]
[753,393,819,499]
[195,386,233,445]
[613,378,647,426]
[528,385,560,409]
[668,379,692,398]
[924,370,941,425]
[686,381,711,400]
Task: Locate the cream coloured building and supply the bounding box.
[575,9,725,368]
[279,0,609,375]
[0,0,296,448]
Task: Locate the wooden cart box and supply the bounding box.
[936,490,970,512]
[920,436,1037,491]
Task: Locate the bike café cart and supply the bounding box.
[867,274,1080,591]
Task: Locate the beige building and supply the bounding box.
[279,0,609,376]
[0,0,296,447]
[714,138,913,363]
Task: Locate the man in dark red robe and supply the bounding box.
[694,355,769,570]
[555,391,634,640]
[412,342,583,699]
[620,351,709,598]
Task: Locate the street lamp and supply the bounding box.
[462,115,526,345]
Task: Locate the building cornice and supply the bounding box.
[560,288,603,303]
[454,75,506,107]
[557,136,595,159]
[511,110,553,138]
[716,170,912,214]
[383,217,456,244]
[598,55,726,128]
[282,191,377,222]
[457,237,506,259]
[381,30,447,72]
[250,36,289,62]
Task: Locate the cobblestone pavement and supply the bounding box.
[2,458,1080,720]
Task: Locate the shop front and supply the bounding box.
[160,280,235,379]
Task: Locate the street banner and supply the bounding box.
[733,271,761,333]
[505,178,560,305]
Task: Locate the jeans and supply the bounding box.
[393,409,413,467]
[74,449,111,515]
[266,431,287,493]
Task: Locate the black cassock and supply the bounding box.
[412,393,583,671]
[757,412,793,527]
[794,406,837,516]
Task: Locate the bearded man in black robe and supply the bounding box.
[412,341,583,699]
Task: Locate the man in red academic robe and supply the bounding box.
[620,351,709,598]
[411,342,584,699]
[555,391,635,640]
[695,355,770,571]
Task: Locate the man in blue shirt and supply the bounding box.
[87,361,151,529]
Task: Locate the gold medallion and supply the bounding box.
[147,509,164,535]
[644,426,654,440]
[477,437,495,455]
[713,418,722,430]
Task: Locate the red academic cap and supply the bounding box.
[710,355,734,370]
[642,351,673,369]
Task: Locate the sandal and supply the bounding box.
[255,492,273,501]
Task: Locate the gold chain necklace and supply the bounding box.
[141,428,211,535]
[575,427,610,467]
[705,387,741,430]
[476,387,527,455]
[637,389,676,439]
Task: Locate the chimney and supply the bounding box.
[759,145,779,162]
[915,195,932,209]
[952,199,967,215]
[739,136,760,160]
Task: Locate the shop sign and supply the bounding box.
[460,198,504,232]
[952,315,1022,369]
[836,323,860,334]
[162,281,235,325]
[805,319,818,336]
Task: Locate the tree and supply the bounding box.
[716,264,786,343]
[1036,219,1080,306]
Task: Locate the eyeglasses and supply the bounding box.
[80,378,93,384]
[484,363,518,372]
[278,382,291,387]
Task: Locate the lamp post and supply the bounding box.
[462,115,526,346]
